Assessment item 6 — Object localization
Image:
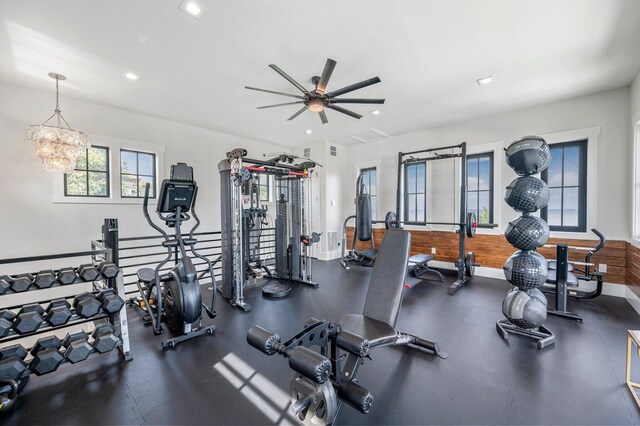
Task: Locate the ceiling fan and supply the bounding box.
[245,59,384,124]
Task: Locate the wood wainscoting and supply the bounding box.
[345,227,628,285]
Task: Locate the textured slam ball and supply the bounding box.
[502,288,548,329]
[503,250,549,289]
[504,176,550,213]
[505,136,551,176]
[505,215,550,250]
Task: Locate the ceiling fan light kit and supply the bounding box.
[246,58,385,124]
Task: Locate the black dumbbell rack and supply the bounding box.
[0,247,132,393]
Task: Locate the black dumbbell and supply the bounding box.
[92,323,119,354]
[11,274,33,293]
[0,345,27,361]
[12,304,45,334]
[73,292,102,318]
[63,330,92,364]
[0,310,16,337]
[0,275,12,295]
[0,358,29,383]
[45,299,73,326]
[29,336,64,376]
[98,262,119,279]
[57,268,77,285]
[33,270,56,289]
[77,264,99,282]
[97,289,125,314]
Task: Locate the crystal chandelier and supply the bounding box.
[25,73,89,173]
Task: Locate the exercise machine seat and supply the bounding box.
[548,260,574,272]
[137,268,155,283]
[409,254,434,264]
[546,269,579,287]
[340,314,398,348]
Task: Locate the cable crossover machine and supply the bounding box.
[218,149,320,312]
[389,143,499,294]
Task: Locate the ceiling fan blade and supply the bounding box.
[326,104,363,119]
[316,59,337,95]
[319,110,328,124]
[287,105,309,121]
[330,98,385,104]
[325,77,381,99]
[257,101,304,109]
[269,64,309,94]
[245,86,304,99]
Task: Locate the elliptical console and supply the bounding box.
[134,162,216,349]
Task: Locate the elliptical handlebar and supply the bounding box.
[142,183,170,241]
[585,228,606,277]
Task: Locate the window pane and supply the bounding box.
[138,153,154,176]
[548,188,562,226]
[88,172,108,196]
[478,157,490,190]
[468,192,478,216]
[416,194,425,222]
[121,174,138,197]
[407,194,416,221]
[478,191,490,223]
[369,171,377,195]
[416,166,425,193]
[259,185,269,201]
[66,171,87,195]
[121,151,137,174]
[138,176,154,198]
[548,149,563,187]
[563,187,579,226]
[407,166,416,192]
[563,147,579,187]
[370,196,377,221]
[88,147,107,171]
[468,159,478,190]
[75,152,87,170]
[259,174,269,186]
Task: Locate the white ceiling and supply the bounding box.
[0,0,639,147]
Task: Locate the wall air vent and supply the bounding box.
[304,148,311,157]
[330,146,337,156]
[350,128,391,143]
[327,231,337,250]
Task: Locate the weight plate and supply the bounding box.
[262,283,293,299]
[465,252,475,277]
[466,212,477,238]
[290,374,338,426]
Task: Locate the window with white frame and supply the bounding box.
[359,167,377,220]
[258,174,272,202]
[64,146,110,197]
[120,150,157,198]
[467,152,493,224]
[403,162,426,223]
[541,140,587,232]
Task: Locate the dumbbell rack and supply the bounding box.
[0,247,132,404]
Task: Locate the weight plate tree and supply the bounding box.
[496,136,555,349]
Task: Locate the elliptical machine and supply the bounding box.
[134,162,216,349]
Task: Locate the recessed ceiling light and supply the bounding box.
[178,0,207,19]
[125,72,140,81]
[370,110,381,115]
[137,35,148,44]
[305,129,312,135]
[476,76,494,86]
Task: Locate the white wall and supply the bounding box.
[0,80,290,260]
[632,71,640,123]
[345,87,631,241]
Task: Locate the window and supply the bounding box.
[360,167,377,220]
[64,146,109,197]
[467,152,493,224]
[120,150,156,198]
[257,174,271,202]
[541,140,587,232]
[635,123,640,238]
[403,162,426,223]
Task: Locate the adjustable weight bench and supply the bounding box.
[247,229,447,425]
[408,254,444,282]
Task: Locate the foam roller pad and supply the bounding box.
[338,381,373,414]
[335,329,370,357]
[246,326,281,355]
[288,346,331,384]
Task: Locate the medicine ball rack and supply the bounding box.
[0,247,132,411]
[218,149,320,312]
[388,142,498,295]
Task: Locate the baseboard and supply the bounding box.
[626,287,640,316]
[317,249,341,261]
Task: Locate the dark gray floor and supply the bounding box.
[3,259,640,425]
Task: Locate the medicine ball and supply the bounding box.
[503,250,548,290]
[502,288,548,329]
[504,176,550,213]
[505,215,550,251]
[505,136,551,176]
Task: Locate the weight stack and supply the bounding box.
[499,136,553,345]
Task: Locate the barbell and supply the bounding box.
[381,211,496,238]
